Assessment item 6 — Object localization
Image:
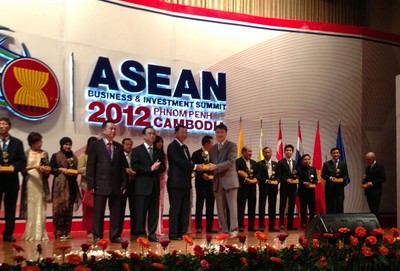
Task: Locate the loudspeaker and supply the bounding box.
[305,213,380,242]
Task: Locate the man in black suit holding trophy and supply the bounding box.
[192,135,216,234]
[0,117,26,242]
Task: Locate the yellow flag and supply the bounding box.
[237,117,244,158]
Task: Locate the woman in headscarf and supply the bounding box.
[20,132,51,241]
[49,137,79,239]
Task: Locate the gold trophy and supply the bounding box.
[65,157,78,176]
[332,168,344,183]
[39,152,51,173]
[0,151,13,172]
[201,150,213,180]
[291,169,299,184]
[308,173,316,188]
[268,168,278,185]
[238,166,257,184]
[360,174,369,188]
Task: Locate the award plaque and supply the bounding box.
[65,157,78,176]
[202,150,213,180]
[360,184,369,189]
[0,151,13,172]
[332,177,344,183]
[291,169,299,184]
[268,171,278,185]
[308,174,316,188]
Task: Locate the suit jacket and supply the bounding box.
[192,148,213,190]
[235,157,259,187]
[209,140,239,191]
[167,139,194,190]
[0,136,26,190]
[278,158,298,189]
[86,139,128,195]
[364,162,385,192]
[131,143,166,196]
[297,165,318,196]
[257,160,279,188]
[322,160,348,190]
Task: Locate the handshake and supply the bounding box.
[196,163,217,171]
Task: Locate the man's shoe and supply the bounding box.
[239,227,244,232]
[110,237,123,243]
[148,235,159,242]
[301,223,306,228]
[196,228,202,234]
[269,228,280,232]
[169,235,182,241]
[288,226,298,230]
[206,229,218,233]
[279,224,285,230]
[248,228,259,232]
[3,236,15,242]
[259,226,265,231]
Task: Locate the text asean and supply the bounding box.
[88,57,226,101]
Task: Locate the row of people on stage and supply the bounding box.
[0,117,385,243]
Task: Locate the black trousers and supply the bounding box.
[195,186,215,230]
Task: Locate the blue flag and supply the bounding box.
[336,124,350,186]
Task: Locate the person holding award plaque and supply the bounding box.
[278,144,298,230]
[0,117,27,242]
[236,145,259,232]
[362,152,386,222]
[49,137,79,239]
[20,132,51,241]
[297,154,318,228]
[192,135,216,234]
[322,147,349,214]
[257,147,280,232]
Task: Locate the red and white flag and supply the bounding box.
[276,120,283,160]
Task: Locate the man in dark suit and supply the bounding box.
[131,126,165,242]
[167,125,202,240]
[257,147,280,232]
[0,117,26,242]
[363,152,385,221]
[236,145,259,232]
[278,144,298,230]
[192,135,216,234]
[208,123,240,238]
[86,120,128,243]
[322,147,349,214]
[119,138,137,239]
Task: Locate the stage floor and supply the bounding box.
[0,228,303,264]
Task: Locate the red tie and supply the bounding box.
[107,142,112,156]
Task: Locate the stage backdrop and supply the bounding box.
[0,0,399,228]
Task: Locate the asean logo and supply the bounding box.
[1,58,60,120]
[0,26,60,120]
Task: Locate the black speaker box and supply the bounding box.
[305,213,380,242]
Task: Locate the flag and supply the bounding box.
[336,123,350,186]
[258,118,264,161]
[237,116,244,158]
[276,120,283,160]
[295,121,304,162]
[294,121,303,216]
[313,121,326,214]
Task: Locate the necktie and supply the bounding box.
[107,142,112,157]
[182,144,190,160]
[267,161,272,176]
[1,139,6,151]
[288,159,292,172]
[335,161,338,169]
[148,146,153,160]
[218,143,223,150]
